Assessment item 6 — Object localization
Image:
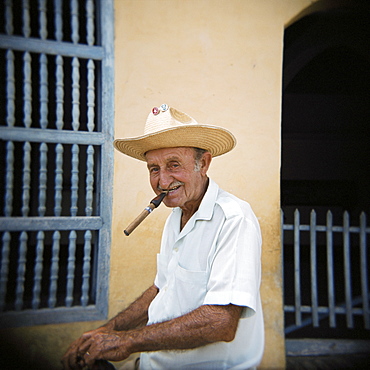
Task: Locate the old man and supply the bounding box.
[62,104,264,369]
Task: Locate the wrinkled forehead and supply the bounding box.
[145,147,196,163]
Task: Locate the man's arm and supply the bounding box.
[61,284,158,370]
[80,303,242,368]
[104,284,159,331]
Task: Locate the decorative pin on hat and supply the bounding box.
[113,104,236,161]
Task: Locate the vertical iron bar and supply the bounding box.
[0,232,11,311]
[55,55,64,129]
[15,232,28,311]
[4,142,14,217]
[85,145,94,216]
[70,0,79,44]
[5,47,15,217]
[22,142,32,217]
[66,230,77,307]
[39,54,48,129]
[48,231,60,308]
[360,212,369,329]
[23,52,32,128]
[343,211,353,328]
[310,210,319,326]
[81,230,92,307]
[38,143,48,216]
[5,0,13,35]
[326,210,336,327]
[86,0,95,46]
[54,0,63,41]
[32,231,45,309]
[71,144,79,216]
[54,144,64,216]
[72,57,80,131]
[6,50,15,127]
[38,0,47,40]
[87,59,95,132]
[22,0,31,37]
[294,209,302,326]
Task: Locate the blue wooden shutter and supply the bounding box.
[0,0,114,327]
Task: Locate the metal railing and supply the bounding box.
[282,208,370,334]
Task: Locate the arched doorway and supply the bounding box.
[281,0,370,360]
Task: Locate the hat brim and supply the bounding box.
[113,125,236,161]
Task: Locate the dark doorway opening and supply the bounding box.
[282,2,370,342]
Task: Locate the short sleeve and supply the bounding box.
[203,214,262,317]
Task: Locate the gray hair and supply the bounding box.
[193,148,208,171]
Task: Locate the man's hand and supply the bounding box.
[77,328,132,368]
[61,326,131,369]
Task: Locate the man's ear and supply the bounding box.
[200,152,212,175]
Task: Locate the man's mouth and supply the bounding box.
[159,182,184,194]
[167,185,181,193]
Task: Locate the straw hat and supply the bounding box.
[113,104,236,161]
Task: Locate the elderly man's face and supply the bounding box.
[145,147,211,212]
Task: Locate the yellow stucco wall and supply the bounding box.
[0,1,317,369]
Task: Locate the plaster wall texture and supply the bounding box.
[0,1,316,369]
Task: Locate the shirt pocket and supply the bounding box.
[174,265,208,312]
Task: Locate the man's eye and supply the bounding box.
[170,163,179,169]
[150,168,159,174]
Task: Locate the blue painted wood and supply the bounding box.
[87,59,95,132]
[66,230,77,307]
[0,0,115,328]
[0,127,105,144]
[0,35,104,59]
[32,231,45,309]
[96,0,115,322]
[71,0,79,44]
[4,141,14,217]
[85,145,94,216]
[39,0,47,40]
[6,50,15,127]
[39,53,49,129]
[81,230,92,307]
[22,0,30,37]
[48,231,61,308]
[0,216,103,231]
[54,0,63,41]
[71,144,79,216]
[23,51,32,128]
[21,142,32,217]
[55,55,64,129]
[5,0,13,35]
[38,143,48,217]
[0,305,108,328]
[54,144,64,216]
[0,232,11,311]
[86,0,95,46]
[15,232,28,311]
[72,57,81,131]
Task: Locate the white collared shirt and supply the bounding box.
[140,179,264,369]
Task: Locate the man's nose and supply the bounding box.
[158,169,173,190]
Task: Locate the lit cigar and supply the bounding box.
[124,191,168,236]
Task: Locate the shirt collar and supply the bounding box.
[194,178,219,220]
[171,178,218,239]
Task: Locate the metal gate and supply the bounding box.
[282,208,370,336]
